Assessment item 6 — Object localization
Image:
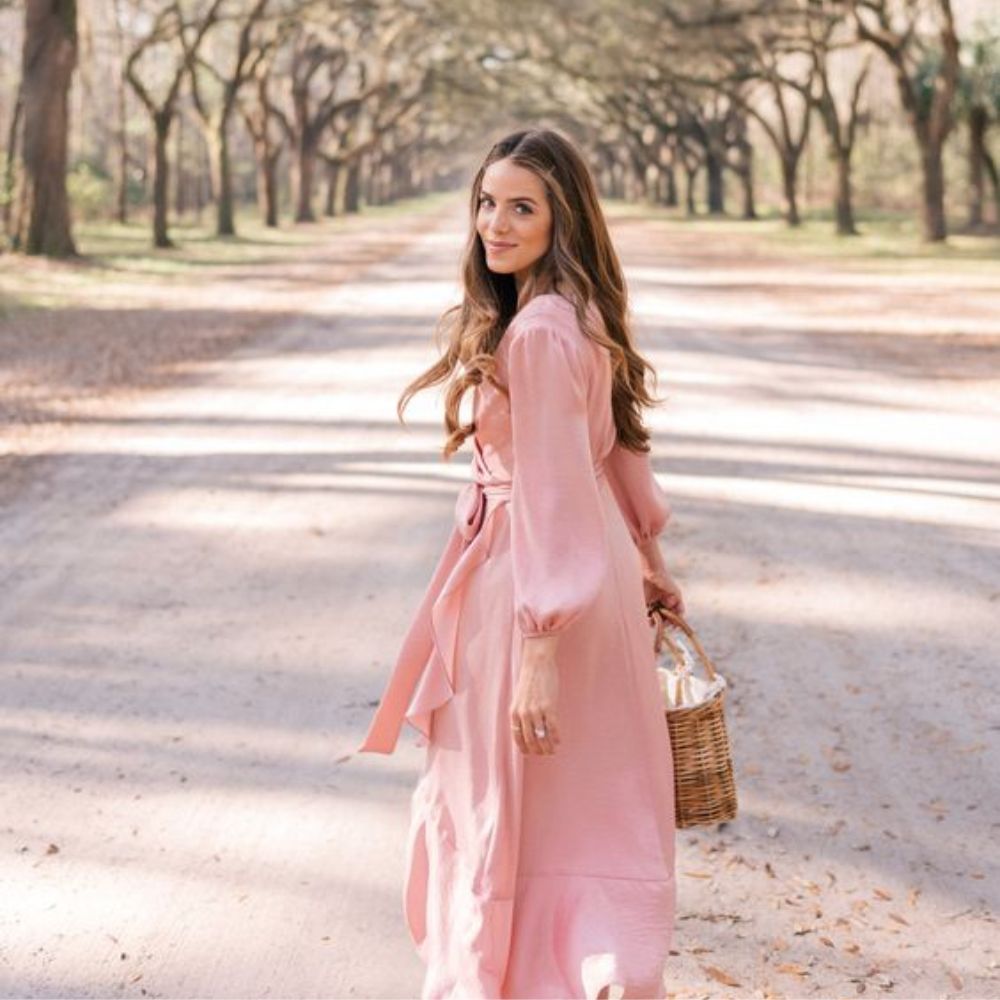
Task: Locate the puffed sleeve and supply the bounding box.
[605,437,672,545]
[507,322,609,638]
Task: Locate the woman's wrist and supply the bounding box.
[637,535,666,576]
[521,632,560,665]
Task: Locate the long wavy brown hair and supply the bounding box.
[397,127,666,459]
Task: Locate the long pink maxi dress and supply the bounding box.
[357,292,677,999]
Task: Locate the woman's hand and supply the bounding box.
[511,634,561,756]
[643,566,686,653]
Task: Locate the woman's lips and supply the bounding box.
[487,241,517,253]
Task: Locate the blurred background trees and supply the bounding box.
[0,0,996,256]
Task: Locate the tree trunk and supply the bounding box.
[324,160,337,216]
[609,159,624,200]
[866,5,958,243]
[739,141,756,220]
[629,152,652,203]
[705,151,725,214]
[152,109,173,248]
[390,155,404,202]
[16,0,78,257]
[384,157,395,203]
[834,148,858,236]
[245,87,280,229]
[294,134,316,222]
[3,82,23,239]
[684,166,698,216]
[343,159,361,213]
[111,0,128,224]
[211,122,235,236]
[251,132,279,227]
[262,153,278,227]
[983,147,1000,226]
[194,162,206,219]
[780,156,801,227]
[920,140,947,243]
[115,69,128,223]
[663,161,677,206]
[739,171,756,220]
[175,111,186,216]
[968,104,987,229]
[364,156,378,206]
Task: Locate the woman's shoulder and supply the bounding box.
[503,293,603,391]
[507,293,590,351]
[510,291,576,326]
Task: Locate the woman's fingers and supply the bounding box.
[537,713,559,753]
[511,718,528,755]
[511,712,559,755]
[658,585,685,617]
[524,712,545,755]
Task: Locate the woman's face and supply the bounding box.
[476,158,553,289]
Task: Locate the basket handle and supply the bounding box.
[647,602,720,683]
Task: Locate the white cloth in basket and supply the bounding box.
[655,634,726,709]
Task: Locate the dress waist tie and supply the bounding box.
[358,465,606,754]
[356,478,510,754]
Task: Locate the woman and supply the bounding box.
[357,128,686,1000]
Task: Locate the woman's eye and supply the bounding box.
[478,198,531,214]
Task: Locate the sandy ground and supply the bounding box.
[1,199,999,999]
[0,205,439,501]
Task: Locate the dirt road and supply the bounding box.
[1,201,998,999]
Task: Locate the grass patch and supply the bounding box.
[603,200,1000,270]
[70,192,452,275]
[0,193,455,309]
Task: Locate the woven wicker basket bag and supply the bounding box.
[648,602,738,829]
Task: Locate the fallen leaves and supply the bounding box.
[919,798,949,821]
[849,971,896,992]
[722,852,754,872]
[774,961,809,978]
[823,743,852,773]
[681,910,750,925]
[792,876,822,895]
[701,964,742,988]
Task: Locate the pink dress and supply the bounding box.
[357,293,677,999]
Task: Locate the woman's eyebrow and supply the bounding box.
[480,189,538,205]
